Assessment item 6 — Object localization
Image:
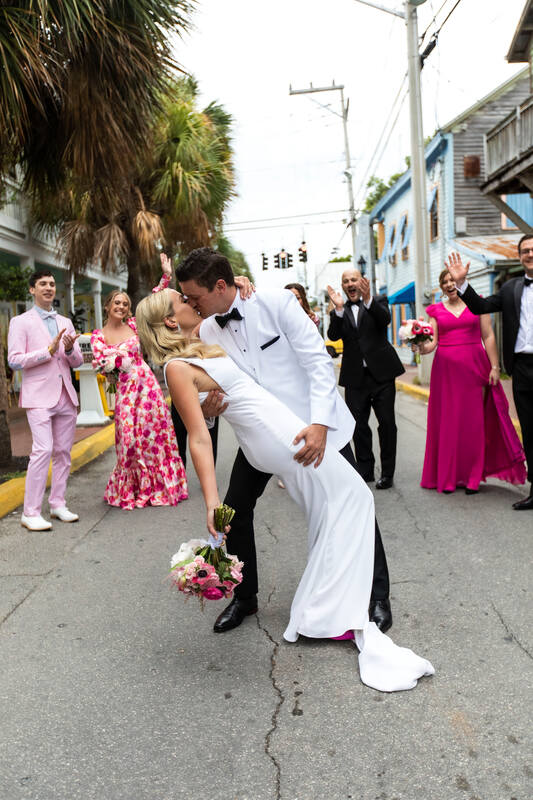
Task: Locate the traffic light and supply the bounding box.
[298,242,307,262]
[274,253,281,269]
[287,252,293,269]
[262,253,268,270]
[279,249,288,268]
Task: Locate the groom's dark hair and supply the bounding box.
[176,247,235,291]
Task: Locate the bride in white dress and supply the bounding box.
[135,289,434,693]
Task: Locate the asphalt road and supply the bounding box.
[0,392,531,800]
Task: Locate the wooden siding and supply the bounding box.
[450,75,530,236]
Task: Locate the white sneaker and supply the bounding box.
[50,506,79,523]
[21,514,52,531]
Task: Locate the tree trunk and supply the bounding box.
[126,246,142,310]
[0,340,13,466]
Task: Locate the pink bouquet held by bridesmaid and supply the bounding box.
[398,318,434,363]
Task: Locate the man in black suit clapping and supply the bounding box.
[327,270,405,489]
[447,240,533,510]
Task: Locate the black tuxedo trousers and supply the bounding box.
[512,353,533,484]
[224,443,390,602]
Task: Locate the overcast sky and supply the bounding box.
[174,0,527,291]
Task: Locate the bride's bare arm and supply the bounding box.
[166,361,220,535]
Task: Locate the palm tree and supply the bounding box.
[1,1,193,199]
[30,76,239,306]
[0,0,194,465]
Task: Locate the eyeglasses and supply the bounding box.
[520,248,533,255]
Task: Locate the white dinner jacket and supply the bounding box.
[199,288,354,450]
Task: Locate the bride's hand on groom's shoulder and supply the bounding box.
[201,390,228,418]
[235,275,255,299]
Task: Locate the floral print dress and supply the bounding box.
[91,318,188,510]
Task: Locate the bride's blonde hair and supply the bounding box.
[135,289,225,365]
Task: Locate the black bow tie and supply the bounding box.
[215,307,243,328]
[346,299,361,308]
[524,277,532,286]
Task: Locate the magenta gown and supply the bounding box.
[421,303,526,493]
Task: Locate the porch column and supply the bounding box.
[92,278,103,329]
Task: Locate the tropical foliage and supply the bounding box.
[27,76,239,303]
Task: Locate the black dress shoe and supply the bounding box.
[361,474,375,483]
[465,487,479,495]
[512,494,533,510]
[213,595,258,633]
[369,598,392,633]
[376,476,393,490]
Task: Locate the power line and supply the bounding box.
[224,208,349,226]
[353,72,409,207]
[225,218,346,233]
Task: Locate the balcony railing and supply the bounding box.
[485,95,533,178]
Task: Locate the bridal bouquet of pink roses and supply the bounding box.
[100,353,132,393]
[169,505,243,604]
[398,318,434,364]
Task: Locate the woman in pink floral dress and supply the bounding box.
[91,271,188,510]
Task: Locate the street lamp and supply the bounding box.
[357,255,367,275]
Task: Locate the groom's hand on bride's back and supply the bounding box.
[293,423,328,468]
[201,389,228,418]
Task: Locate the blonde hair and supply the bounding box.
[103,289,132,323]
[135,289,226,365]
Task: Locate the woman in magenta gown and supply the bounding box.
[417,268,526,494]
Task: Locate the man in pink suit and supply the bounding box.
[8,269,83,531]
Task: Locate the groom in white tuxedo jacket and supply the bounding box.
[177,248,392,633]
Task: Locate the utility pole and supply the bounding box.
[352,0,431,381]
[289,82,357,266]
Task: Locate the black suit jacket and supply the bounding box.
[328,295,405,389]
[461,276,529,375]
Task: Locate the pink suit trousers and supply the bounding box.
[24,386,77,517]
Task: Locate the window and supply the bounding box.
[389,225,397,266]
[429,188,439,241]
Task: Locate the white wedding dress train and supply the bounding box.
[167,357,434,692]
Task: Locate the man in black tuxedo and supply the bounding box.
[447,241,533,510]
[327,270,405,490]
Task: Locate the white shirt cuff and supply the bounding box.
[456,280,468,294]
[334,308,344,317]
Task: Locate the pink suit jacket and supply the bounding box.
[8,307,83,409]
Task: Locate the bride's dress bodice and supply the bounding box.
[166,356,305,468]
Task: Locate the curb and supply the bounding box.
[0,422,115,520]
[395,379,523,441]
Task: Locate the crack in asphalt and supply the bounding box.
[389,483,428,540]
[264,523,279,545]
[491,601,533,661]
[256,600,284,800]
[0,507,111,628]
